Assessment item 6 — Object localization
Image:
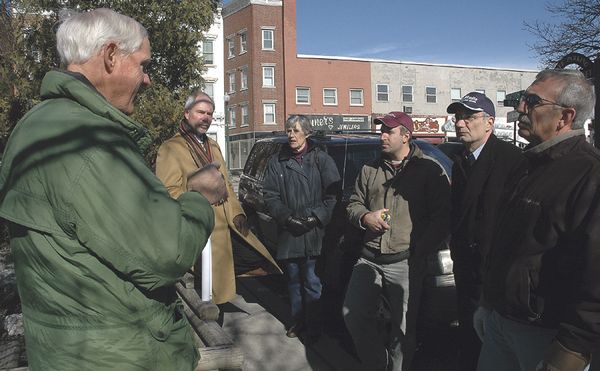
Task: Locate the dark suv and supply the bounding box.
[238,133,457,328]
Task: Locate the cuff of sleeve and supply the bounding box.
[555,330,593,359]
[178,192,215,227]
[358,213,368,230]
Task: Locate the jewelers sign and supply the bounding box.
[302,115,371,131]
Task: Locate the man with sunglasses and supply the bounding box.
[446,92,526,371]
[478,69,598,371]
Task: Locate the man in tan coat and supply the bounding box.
[156,90,280,304]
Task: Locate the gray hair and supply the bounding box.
[534,69,595,130]
[284,115,313,136]
[184,89,215,111]
[56,8,148,66]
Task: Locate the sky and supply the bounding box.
[288,0,558,70]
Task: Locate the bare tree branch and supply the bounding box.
[524,0,600,66]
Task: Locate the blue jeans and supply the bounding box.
[343,258,410,371]
[285,257,322,333]
[477,310,558,371]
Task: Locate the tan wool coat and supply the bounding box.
[156,133,280,304]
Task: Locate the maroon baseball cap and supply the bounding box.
[373,111,414,133]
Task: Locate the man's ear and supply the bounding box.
[485,116,495,132]
[103,43,119,72]
[557,107,576,130]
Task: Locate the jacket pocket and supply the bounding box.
[145,303,183,342]
[504,253,544,322]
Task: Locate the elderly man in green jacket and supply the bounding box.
[0,8,226,371]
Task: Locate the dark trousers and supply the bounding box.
[454,263,483,371]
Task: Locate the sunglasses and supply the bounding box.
[519,93,569,111]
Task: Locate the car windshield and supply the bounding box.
[326,143,381,191]
[326,139,451,192]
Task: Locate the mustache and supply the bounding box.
[518,114,531,127]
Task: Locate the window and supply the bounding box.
[227,37,235,58]
[240,68,248,90]
[403,106,413,114]
[350,89,364,106]
[263,103,276,124]
[262,28,274,50]
[228,72,236,93]
[204,82,214,100]
[451,88,461,102]
[497,90,506,106]
[376,84,389,102]
[228,106,237,128]
[262,66,275,87]
[426,86,437,103]
[402,85,413,102]
[241,104,249,126]
[296,87,310,105]
[475,89,485,95]
[323,88,338,105]
[239,32,247,53]
[202,40,214,64]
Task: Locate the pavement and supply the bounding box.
[220,276,363,371]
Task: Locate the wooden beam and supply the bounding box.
[175,282,219,321]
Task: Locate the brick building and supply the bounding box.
[223,0,538,168]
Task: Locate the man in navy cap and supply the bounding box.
[344,112,451,371]
[446,92,525,370]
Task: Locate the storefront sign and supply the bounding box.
[303,115,371,131]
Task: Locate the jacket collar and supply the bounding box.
[40,70,152,152]
[381,141,421,171]
[524,129,585,161]
[278,139,317,162]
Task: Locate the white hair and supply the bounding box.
[56,8,148,66]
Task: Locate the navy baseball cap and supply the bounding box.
[447,92,495,117]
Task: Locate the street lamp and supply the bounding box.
[224,94,230,170]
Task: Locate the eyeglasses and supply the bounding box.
[454,113,487,123]
[519,93,569,112]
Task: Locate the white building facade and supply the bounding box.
[201,6,228,160]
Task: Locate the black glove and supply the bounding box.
[299,215,320,230]
[286,216,310,237]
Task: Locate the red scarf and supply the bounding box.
[179,121,213,167]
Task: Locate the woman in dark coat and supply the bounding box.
[263,115,340,342]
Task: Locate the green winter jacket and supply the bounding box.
[0,70,214,370]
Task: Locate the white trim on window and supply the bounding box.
[323,88,338,106]
[239,32,247,54]
[296,87,310,105]
[426,86,437,103]
[228,106,237,128]
[262,66,275,88]
[227,37,235,59]
[350,88,364,106]
[240,103,249,127]
[376,84,389,102]
[240,67,248,90]
[263,103,276,124]
[402,85,413,102]
[261,28,274,51]
[497,90,506,106]
[451,88,461,102]
[227,71,236,93]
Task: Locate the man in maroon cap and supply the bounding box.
[344,112,451,371]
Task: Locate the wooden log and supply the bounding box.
[193,345,244,371]
[182,305,234,346]
[176,282,219,321]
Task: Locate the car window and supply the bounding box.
[327,142,381,190]
[243,142,281,180]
